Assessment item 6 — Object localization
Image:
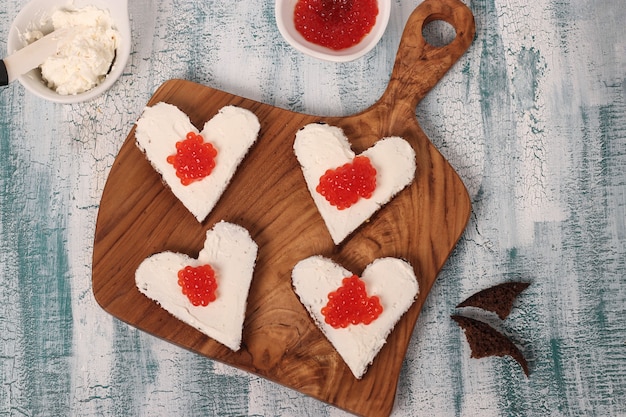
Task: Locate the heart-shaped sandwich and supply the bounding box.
[135,102,260,222]
[135,221,258,351]
[292,255,419,379]
[294,123,416,245]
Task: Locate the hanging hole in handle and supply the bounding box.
[422,18,457,47]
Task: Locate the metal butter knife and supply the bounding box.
[1,27,74,86]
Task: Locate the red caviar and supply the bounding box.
[294,0,379,50]
[321,275,383,328]
[316,156,377,210]
[177,264,218,307]
[167,132,217,186]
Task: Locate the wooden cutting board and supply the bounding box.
[92,0,475,416]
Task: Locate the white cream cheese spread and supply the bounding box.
[292,256,419,379]
[29,6,120,95]
[135,102,261,222]
[135,221,258,351]
[294,123,417,245]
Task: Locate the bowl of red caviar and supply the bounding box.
[275,0,391,62]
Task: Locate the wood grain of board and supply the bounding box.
[92,1,475,416]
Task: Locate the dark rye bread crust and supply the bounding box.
[451,315,529,376]
[456,282,530,319]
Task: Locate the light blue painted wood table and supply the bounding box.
[1,0,624,416]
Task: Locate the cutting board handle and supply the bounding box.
[379,0,475,116]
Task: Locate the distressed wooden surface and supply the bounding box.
[1,0,624,416]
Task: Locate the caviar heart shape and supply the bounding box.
[135,221,258,351]
[167,131,218,186]
[135,102,260,222]
[294,123,416,244]
[316,156,378,210]
[321,274,383,328]
[292,256,419,379]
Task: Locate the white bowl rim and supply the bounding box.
[275,0,391,62]
[7,0,131,104]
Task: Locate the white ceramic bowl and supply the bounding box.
[275,0,391,62]
[7,0,131,103]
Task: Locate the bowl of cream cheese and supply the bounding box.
[7,0,131,103]
[275,0,391,62]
